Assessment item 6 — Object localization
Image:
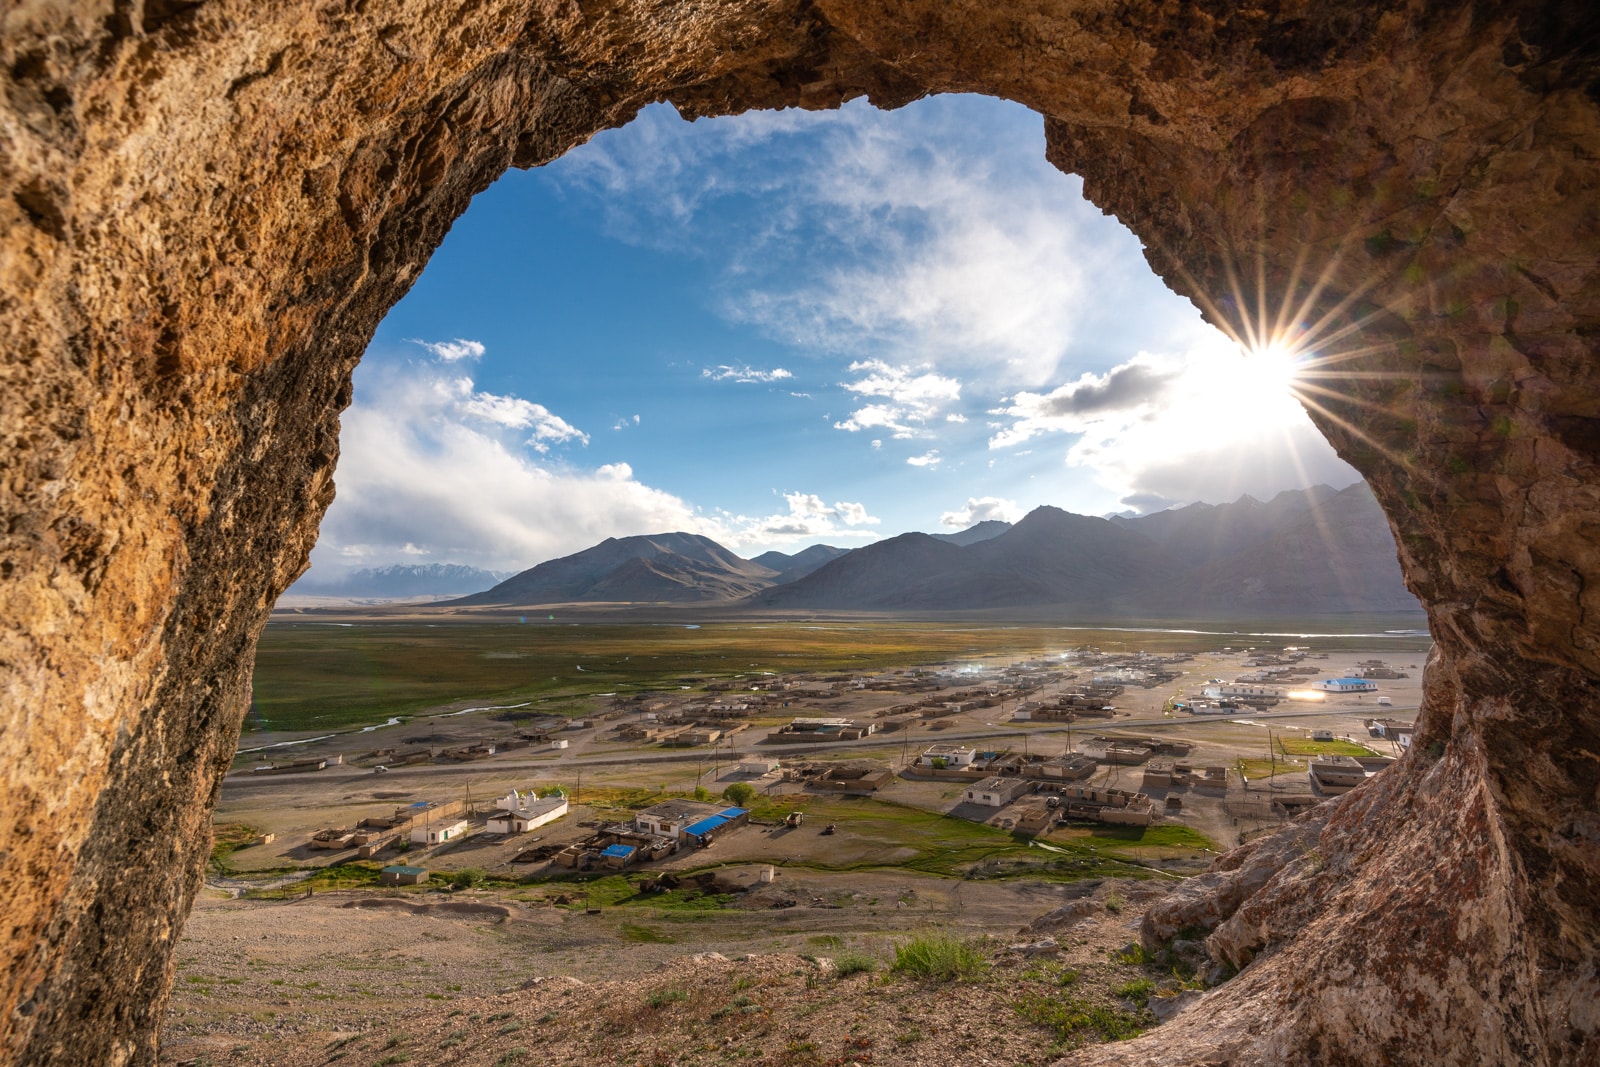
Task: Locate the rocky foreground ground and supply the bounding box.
[160,880,1203,1067]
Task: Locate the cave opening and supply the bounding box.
[3,5,1596,1066]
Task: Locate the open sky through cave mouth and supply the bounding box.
[306,94,1360,582]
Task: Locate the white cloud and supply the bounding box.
[704,492,882,548]
[833,360,962,439]
[940,497,1026,528]
[413,337,485,362]
[833,403,919,439]
[906,451,942,468]
[945,413,968,424]
[445,377,589,452]
[306,364,704,577]
[302,362,885,580]
[703,364,793,383]
[870,439,882,449]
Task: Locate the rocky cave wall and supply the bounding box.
[1,1,1596,1065]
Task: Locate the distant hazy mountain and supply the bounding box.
[1180,484,1420,613]
[749,544,852,584]
[1110,485,1343,567]
[456,533,779,605]
[929,520,1012,547]
[292,563,511,598]
[751,485,1419,616]
[754,508,1180,612]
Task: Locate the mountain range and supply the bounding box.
[453,483,1421,617]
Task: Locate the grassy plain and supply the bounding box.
[250,615,1431,733]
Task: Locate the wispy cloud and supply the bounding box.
[412,337,485,362]
[906,451,942,468]
[703,364,794,383]
[545,97,1207,392]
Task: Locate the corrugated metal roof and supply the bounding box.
[682,815,731,838]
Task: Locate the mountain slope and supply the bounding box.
[749,544,851,584]
[755,510,1180,612]
[1184,483,1419,613]
[929,520,1012,547]
[457,533,777,605]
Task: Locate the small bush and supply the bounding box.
[1112,977,1155,1005]
[646,988,688,1009]
[890,933,987,982]
[833,951,878,978]
[450,867,486,890]
[721,782,756,807]
[1103,891,1125,914]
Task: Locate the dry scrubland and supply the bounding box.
[169,618,1430,1063]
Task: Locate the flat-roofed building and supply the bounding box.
[1315,677,1379,693]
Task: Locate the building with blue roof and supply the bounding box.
[599,843,637,869]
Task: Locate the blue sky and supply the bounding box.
[305,95,1358,578]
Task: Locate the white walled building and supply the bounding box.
[486,791,569,834]
[1201,683,1285,701]
[410,819,470,845]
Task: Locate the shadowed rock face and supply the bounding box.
[0,2,1595,1064]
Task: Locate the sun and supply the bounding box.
[1243,337,1306,399]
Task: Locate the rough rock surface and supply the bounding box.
[1,2,1597,1066]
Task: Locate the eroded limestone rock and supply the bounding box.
[2,2,1596,1065]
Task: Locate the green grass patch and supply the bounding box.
[645,988,688,1009]
[1277,737,1379,757]
[619,923,676,944]
[1112,977,1156,1005]
[241,862,384,900]
[1014,993,1147,1045]
[891,933,988,982]
[209,823,261,873]
[1237,756,1304,780]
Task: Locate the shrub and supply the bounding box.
[450,867,486,889]
[721,782,756,807]
[833,951,877,978]
[890,933,987,981]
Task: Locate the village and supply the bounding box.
[220,642,1423,891]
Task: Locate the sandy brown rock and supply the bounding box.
[2,2,1598,1066]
